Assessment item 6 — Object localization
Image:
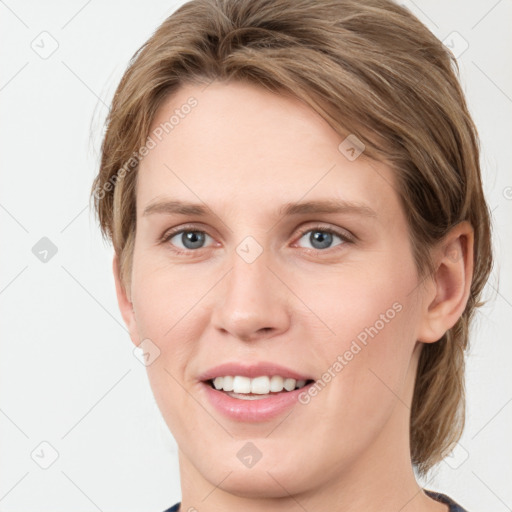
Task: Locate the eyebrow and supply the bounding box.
[142,198,377,218]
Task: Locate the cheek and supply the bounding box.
[130,252,214,341]
[295,256,420,414]
[296,253,418,356]
[129,254,216,413]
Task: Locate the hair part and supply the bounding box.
[91,0,493,475]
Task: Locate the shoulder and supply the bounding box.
[161,503,180,512]
[424,489,469,512]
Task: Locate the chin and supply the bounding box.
[211,467,310,499]
[196,451,317,499]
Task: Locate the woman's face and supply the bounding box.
[121,80,431,497]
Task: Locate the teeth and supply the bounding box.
[269,375,284,392]
[283,378,296,391]
[233,376,251,393]
[211,375,309,394]
[222,375,234,391]
[213,377,224,390]
[251,376,270,394]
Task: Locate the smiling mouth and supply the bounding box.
[206,375,315,400]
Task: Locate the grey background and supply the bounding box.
[0,0,511,510]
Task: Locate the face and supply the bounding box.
[120,80,431,497]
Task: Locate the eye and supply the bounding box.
[161,224,352,255]
[165,229,214,251]
[295,227,348,251]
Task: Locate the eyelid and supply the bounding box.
[293,223,356,244]
[160,223,214,241]
[160,222,356,252]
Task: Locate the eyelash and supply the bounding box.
[159,223,354,256]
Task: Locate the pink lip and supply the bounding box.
[200,381,313,422]
[198,361,313,381]
[197,361,314,422]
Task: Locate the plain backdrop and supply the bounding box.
[1,1,511,511]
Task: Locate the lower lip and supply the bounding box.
[201,381,312,422]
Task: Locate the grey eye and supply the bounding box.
[170,231,211,250]
[297,230,343,250]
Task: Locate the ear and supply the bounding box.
[417,221,474,343]
[112,253,139,347]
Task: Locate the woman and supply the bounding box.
[91,0,492,510]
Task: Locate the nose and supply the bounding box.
[211,247,291,342]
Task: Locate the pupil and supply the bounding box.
[183,231,205,249]
[311,231,332,249]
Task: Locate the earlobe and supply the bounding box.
[418,221,474,343]
[112,253,139,346]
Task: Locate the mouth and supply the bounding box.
[198,362,316,421]
[206,375,315,400]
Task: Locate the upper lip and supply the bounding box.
[198,362,313,382]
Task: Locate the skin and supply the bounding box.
[113,80,473,512]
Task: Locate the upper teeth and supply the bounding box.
[212,375,307,394]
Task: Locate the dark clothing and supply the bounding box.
[424,490,468,511]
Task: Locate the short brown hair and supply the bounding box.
[91,0,493,475]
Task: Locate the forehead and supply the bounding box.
[137,81,400,220]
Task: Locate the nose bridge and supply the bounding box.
[212,237,289,341]
[230,243,271,302]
